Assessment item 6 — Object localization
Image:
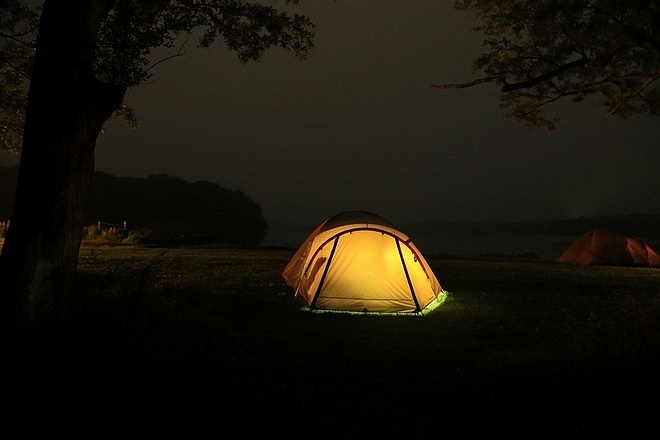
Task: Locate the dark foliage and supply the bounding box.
[436,1,660,130]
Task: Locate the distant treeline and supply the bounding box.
[542,215,660,238]
[0,166,267,247]
[408,214,660,239]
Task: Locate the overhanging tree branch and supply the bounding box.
[431,76,498,89]
[432,57,589,93]
[144,34,190,75]
[500,56,588,92]
[603,71,660,118]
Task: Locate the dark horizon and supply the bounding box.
[263,210,660,258]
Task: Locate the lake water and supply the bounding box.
[262,225,579,261]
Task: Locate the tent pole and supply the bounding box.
[310,236,339,309]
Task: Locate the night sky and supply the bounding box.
[2,1,659,250]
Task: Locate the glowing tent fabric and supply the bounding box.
[282,211,444,313]
[558,229,660,268]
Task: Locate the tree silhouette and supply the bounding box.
[0,0,314,331]
[433,0,660,130]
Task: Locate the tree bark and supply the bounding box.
[0,0,125,332]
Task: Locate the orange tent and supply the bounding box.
[558,229,660,268]
[282,211,445,314]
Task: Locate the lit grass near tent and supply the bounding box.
[297,290,450,316]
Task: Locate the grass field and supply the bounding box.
[4,245,660,437]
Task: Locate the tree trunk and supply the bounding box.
[0,0,124,332]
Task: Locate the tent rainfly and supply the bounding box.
[557,229,660,268]
[282,210,445,314]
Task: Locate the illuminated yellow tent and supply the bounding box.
[282,211,444,314]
